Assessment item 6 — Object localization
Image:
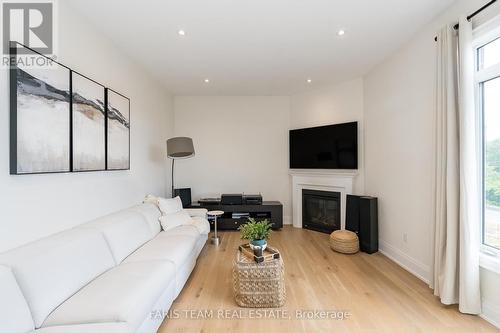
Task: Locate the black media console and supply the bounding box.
[188,201,283,230]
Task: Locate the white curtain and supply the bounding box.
[433,16,481,315]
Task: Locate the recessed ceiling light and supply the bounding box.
[178,30,186,36]
[204,78,210,83]
[337,29,346,36]
[307,79,312,83]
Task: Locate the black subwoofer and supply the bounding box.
[346,195,378,254]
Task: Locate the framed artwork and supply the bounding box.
[106,88,130,170]
[72,72,106,171]
[9,42,131,175]
[10,42,71,174]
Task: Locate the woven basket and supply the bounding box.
[330,230,359,254]
[232,248,286,308]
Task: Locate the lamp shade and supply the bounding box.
[167,137,195,158]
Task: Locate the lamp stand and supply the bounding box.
[171,158,175,198]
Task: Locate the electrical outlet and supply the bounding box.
[403,233,408,243]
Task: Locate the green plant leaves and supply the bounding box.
[238,218,273,241]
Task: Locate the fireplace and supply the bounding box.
[302,189,341,234]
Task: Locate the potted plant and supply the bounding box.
[238,218,273,251]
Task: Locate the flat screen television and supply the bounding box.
[289,122,358,169]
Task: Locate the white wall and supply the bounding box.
[0,1,174,252]
[290,78,365,194]
[364,29,436,281]
[363,0,500,326]
[173,96,291,222]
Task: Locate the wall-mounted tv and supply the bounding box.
[289,122,358,169]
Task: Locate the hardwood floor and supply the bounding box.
[158,226,498,333]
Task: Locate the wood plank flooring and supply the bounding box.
[158,226,498,333]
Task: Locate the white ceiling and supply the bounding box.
[67,0,455,95]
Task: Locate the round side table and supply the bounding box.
[207,210,224,246]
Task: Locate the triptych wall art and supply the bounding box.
[9,42,130,175]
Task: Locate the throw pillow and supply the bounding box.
[159,210,192,231]
[157,196,183,215]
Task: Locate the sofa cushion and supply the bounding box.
[123,232,197,267]
[127,203,162,237]
[33,323,133,333]
[79,209,153,263]
[162,224,201,238]
[0,265,34,333]
[0,229,115,328]
[137,285,174,333]
[43,261,176,330]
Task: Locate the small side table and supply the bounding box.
[207,210,224,246]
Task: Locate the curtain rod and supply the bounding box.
[434,0,497,41]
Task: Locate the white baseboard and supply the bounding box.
[283,216,292,225]
[480,298,500,329]
[378,240,431,284]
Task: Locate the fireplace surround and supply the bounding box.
[290,170,357,230]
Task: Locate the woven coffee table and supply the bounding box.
[232,245,286,308]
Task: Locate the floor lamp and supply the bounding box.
[166,137,195,198]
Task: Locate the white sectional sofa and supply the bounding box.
[0,202,209,333]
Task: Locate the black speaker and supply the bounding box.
[346,195,378,254]
[173,188,192,207]
[359,197,378,254]
[346,195,360,234]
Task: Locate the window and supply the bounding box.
[478,37,500,70]
[475,26,500,252]
[482,77,500,250]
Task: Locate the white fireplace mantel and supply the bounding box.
[289,170,358,230]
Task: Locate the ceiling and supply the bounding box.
[67,0,455,95]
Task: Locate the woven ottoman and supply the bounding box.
[232,246,286,308]
[330,230,359,254]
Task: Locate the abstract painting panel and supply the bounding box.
[72,72,106,171]
[106,89,130,170]
[11,45,71,174]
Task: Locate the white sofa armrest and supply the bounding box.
[184,208,208,218]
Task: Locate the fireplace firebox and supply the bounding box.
[302,189,341,234]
